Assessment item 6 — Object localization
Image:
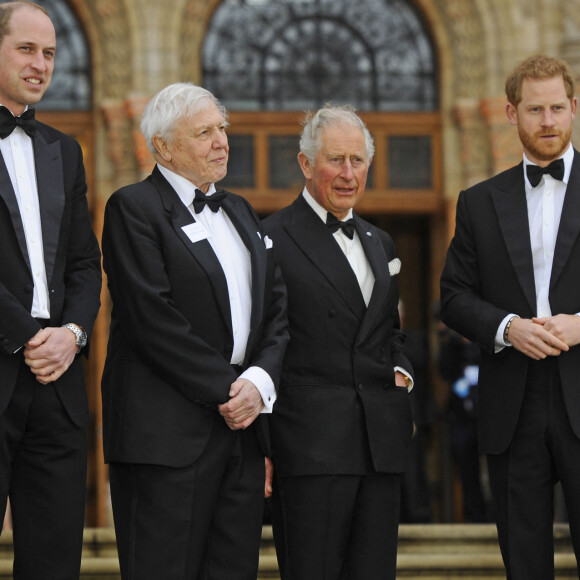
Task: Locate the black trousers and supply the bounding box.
[109,419,265,580]
[487,358,580,580]
[0,359,87,580]
[270,472,402,580]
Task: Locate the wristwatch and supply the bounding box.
[62,323,87,350]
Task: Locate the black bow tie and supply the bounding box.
[326,213,355,240]
[192,189,227,213]
[526,159,565,187]
[0,106,36,139]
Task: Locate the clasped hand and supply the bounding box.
[218,378,263,431]
[509,314,580,360]
[23,327,78,384]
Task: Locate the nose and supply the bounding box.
[211,127,228,148]
[30,50,47,71]
[340,160,354,180]
[541,109,556,127]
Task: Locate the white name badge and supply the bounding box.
[182,222,210,243]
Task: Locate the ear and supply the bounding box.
[297,152,313,179]
[506,102,518,126]
[152,135,171,161]
[571,96,578,119]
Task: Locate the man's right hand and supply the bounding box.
[508,317,569,360]
[23,327,77,384]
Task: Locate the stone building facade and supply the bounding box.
[24,0,580,525]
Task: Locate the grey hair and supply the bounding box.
[299,104,375,164]
[140,82,228,153]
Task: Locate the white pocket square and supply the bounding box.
[388,258,401,276]
[264,235,273,249]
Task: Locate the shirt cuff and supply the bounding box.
[238,366,276,413]
[394,366,413,392]
[495,313,518,352]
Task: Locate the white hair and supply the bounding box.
[140,82,228,153]
[299,104,375,163]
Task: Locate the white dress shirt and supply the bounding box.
[0,106,50,319]
[158,164,275,411]
[496,143,575,348]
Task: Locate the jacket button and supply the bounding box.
[328,309,336,318]
[358,383,364,391]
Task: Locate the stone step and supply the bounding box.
[0,524,575,579]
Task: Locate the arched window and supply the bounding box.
[203,0,436,112]
[202,0,439,215]
[32,0,91,110]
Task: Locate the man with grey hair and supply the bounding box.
[101,82,288,580]
[263,104,413,580]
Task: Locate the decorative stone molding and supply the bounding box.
[434,0,486,100]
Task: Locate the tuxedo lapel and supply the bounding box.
[152,169,232,334]
[551,150,580,290]
[490,166,536,314]
[355,218,391,341]
[0,151,30,270]
[221,195,267,345]
[284,197,366,319]
[34,132,65,285]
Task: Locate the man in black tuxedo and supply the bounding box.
[0,2,102,578]
[101,82,288,580]
[263,105,413,580]
[441,55,580,578]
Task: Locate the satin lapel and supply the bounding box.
[284,197,366,319]
[0,151,30,270]
[355,218,390,341]
[551,150,580,290]
[490,166,536,313]
[34,132,65,285]
[221,195,266,343]
[152,169,232,334]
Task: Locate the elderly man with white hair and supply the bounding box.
[101,82,288,580]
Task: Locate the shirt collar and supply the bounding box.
[0,104,29,117]
[301,186,354,223]
[157,163,217,208]
[523,142,574,189]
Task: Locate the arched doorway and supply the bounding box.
[201,0,445,519]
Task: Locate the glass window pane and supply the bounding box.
[220,135,255,189]
[388,136,432,189]
[33,0,91,110]
[269,136,303,190]
[202,0,436,112]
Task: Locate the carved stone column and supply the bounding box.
[101,99,137,191]
[126,95,156,180]
[452,98,490,188]
[480,96,521,175]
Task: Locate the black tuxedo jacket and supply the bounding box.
[440,150,580,455]
[0,120,102,425]
[101,167,288,467]
[263,195,413,476]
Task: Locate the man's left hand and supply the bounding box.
[218,378,263,430]
[533,314,580,348]
[23,327,78,384]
